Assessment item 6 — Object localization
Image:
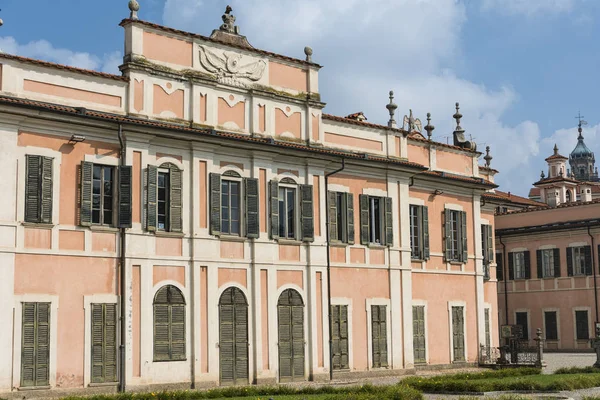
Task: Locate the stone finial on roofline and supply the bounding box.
[402,110,422,133]
[304,46,313,63]
[452,102,476,151]
[220,5,240,34]
[484,145,493,167]
[424,113,435,140]
[129,0,140,20]
[386,91,398,129]
[541,170,545,179]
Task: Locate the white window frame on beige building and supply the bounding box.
[541,307,560,347]
[16,147,62,250]
[447,300,467,363]
[412,299,429,364]
[331,297,354,371]
[83,294,119,387]
[144,279,191,383]
[483,302,493,347]
[365,298,391,370]
[513,308,531,342]
[408,197,427,269]
[572,306,592,346]
[277,176,302,242]
[12,294,59,389]
[444,203,466,271]
[274,283,309,380]
[217,165,246,238]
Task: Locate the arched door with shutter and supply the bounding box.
[277,289,305,382]
[219,287,249,386]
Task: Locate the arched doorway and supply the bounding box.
[277,289,305,382]
[219,287,249,385]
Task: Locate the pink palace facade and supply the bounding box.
[0,6,499,394]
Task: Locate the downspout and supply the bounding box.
[588,226,598,323]
[117,124,127,392]
[498,234,508,344]
[325,158,345,381]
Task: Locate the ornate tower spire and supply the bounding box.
[424,112,435,140]
[386,91,398,128]
[453,102,464,134]
[484,146,493,167]
[553,143,559,156]
[128,0,140,20]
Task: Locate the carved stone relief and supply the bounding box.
[198,45,266,88]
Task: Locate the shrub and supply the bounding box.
[555,366,600,375]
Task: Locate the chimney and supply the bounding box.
[581,185,593,202]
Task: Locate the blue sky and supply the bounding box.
[1,0,598,196]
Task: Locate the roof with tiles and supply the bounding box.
[533,176,580,186]
[496,197,600,216]
[120,19,320,69]
[0,53,129,82]
[0,94,499,190]
[479,165,499,174]
[482,190,545,207]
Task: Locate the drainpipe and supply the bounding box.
[117,124,127,392]
[498,235,508,345]
[588,226,598,324]
[325,158,345,381]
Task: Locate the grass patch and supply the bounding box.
[403,367,600,393]
[555,366,600,374]
[59,384,422,400]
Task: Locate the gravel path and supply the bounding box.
[544,353,597,374]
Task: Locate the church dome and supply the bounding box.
[570,133,594,160]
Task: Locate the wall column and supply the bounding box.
[473,195,486,350]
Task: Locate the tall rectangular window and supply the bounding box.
[513,252,526,279]
[541,249,554,278]
[92,165,114,225]
[484,308,491,348]
[335,192,346,242]
[410,205,429,260]
[369,197,382,245]
[544,311,558,340]
[572,247,587,276]
[445,209,466,263]
[449,211,460,259]
[157,171,170,231]
[515,311,529,340]
[576,310,589,340]
[24,155,53,224]
[412,305,426,363]
[91,303,117,383]
[330,305,349,370]
[278,187,296,239]
[410,205,420,258]
[21,302,50,388]
[371,305,388,368]
[221,180,241,236]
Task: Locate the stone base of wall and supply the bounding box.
[332,367,416,380]
[415,361,477,372]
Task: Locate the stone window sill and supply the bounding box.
[220,234,246,242]
[21,222,54,229]
[90,225,119,233]
[330,241,349,247]
[367,243,387,249]
[18,386,51,391]
[277,239,303,246]
[155,231,185,238]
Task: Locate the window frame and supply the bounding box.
[575,309,590,341]
[153,285,187,362]
[513,252,527,280]
[543,310,559,341]
[278,183,298,240]
[515,310,530,341]
[540,249,555,278]
[368,196,384,246]
[572,246,587,276]
[334,192,347,243]
[410,205,421,259]
[157,168,170,232]
[220,176,243,237]
[91,164,116,227]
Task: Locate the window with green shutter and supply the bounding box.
[21,302,50,388]
[451,306,465,362]
[91,303,117,383]
[81,162,131,228]
[153,285,186,361]
[359,195,393,246]
[277,289,305,382]
[484,308,491,349]
[412,305,426,364]
[444,209,467,263]
[410,205,429,260]
[219,287,249,385]
[481,225,493,279]
[328,192,354,244]
[371,305,388,368]
[25,155,53,224]
[330,305,349,370]
[147,163,182,233]
[269,179,314,242]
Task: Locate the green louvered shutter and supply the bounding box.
[153,285,186,361]
[553,248,561,277]
[536,250,543,279]
[169,167,183,233]
[346,193,355,245]
[91,304,117,383]
[486,225,494,263]
[209,173,221,236]
[371,305,388,368]
[524,251,531,279]
[171,304,186,360]
[147,165,158,231]
[413,305,426,364]
[359,194,369,245]
[452,306,465,362]
[21,302,50,388]
[245,178,259,238]
[328,191,338,242]
[508,253,515,280]
[460,211,468,263]
[330,305,349,370]
[384,197,393,247]
[25,155,41,223]
[584,246,593,276]
[80,161,93,226]
[118,166,132,228]
[444,210,452,262]
[300,185,314,242]
[567,247,573,276]
[422,206,430,260]
[270,180,279,240]
[278,289,305,382]
[39,157,53,224]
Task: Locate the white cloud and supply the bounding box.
[0,36,122,73]
[480,0,576,16]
